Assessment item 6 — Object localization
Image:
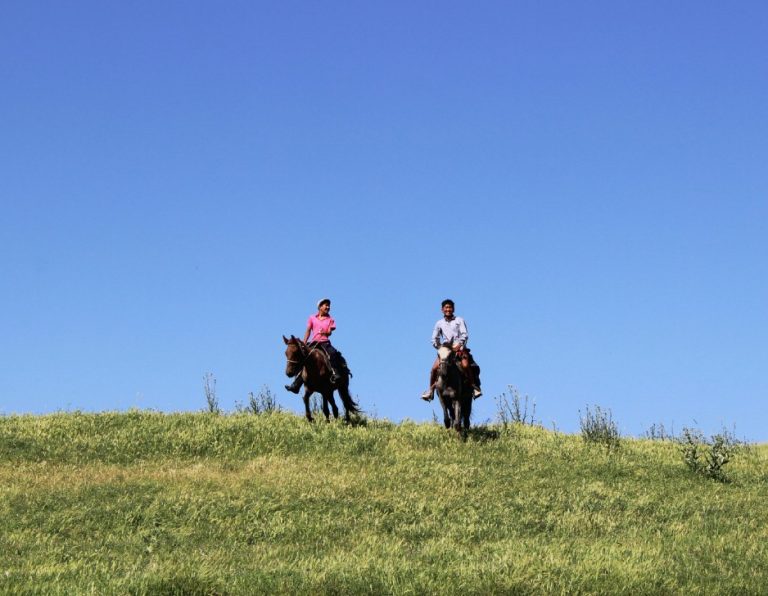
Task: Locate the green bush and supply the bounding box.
[678,427,742,482]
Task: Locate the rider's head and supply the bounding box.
[317,298,331,313]
[441,299,455,318]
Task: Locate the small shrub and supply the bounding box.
[203,373,220,415]
[678,427,742,482]
[579,405,620,450]
[644,422,675,441]
[495,385,538,427]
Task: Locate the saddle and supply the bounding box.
[451,346,481,387]
[308,343,353,378]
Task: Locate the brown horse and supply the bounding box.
[435,344,472,431]
[283,335,360,422]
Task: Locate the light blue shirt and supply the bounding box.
[431,316,468,348]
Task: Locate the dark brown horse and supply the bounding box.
[435,344,472,431]
[283,335,360,422]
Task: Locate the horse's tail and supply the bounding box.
[338,384,360,415]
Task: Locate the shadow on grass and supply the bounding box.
[345,414,369,428]
[464,425,500,443]
[130,574,224,596]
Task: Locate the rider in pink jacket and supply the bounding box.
[285,298,344,393]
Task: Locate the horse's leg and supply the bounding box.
[328,391,340,420]
[453,400,462,432]
[462,396,472,430]
[321,395,331,422]
[302,389,314,423]
[439,396,451,429]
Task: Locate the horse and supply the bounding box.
[435,344,472,432]
[282,335,360,422]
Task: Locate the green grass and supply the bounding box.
[2,411,768,594]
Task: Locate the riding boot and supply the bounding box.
[285,376,303,394]
[421,367,437,401]
[329,353,344,384]
[462,361,482,399]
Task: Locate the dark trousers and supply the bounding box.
[314,341,338,358]
[310,341,343,372]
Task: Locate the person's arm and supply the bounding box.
[456,318,468,347]
[303,317,313,343]
[431,321,441,348]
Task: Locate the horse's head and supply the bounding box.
[283,335,305,377]
[437,343,455,376]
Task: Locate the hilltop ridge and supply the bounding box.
[2,411,767,594]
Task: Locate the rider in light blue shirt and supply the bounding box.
[421,299,482,401]
[431,315,468,349]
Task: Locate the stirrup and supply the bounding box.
[472,386,482,399]
[421,389,434,402]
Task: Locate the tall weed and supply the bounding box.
[579,405,620,450]
[644,422,675,441]
[203,372,220,414]
[236,385,281,415]
[495,385,538,427]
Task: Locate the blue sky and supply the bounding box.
[2,2,766,440]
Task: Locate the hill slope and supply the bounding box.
[2,411,768,594]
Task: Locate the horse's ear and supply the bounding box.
[283,335,289,344]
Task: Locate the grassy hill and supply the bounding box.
[2,410,768,594]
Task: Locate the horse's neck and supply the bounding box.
[305,351,328,375]
[439,360,461,380]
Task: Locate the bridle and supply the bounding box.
[285,340,322,370]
